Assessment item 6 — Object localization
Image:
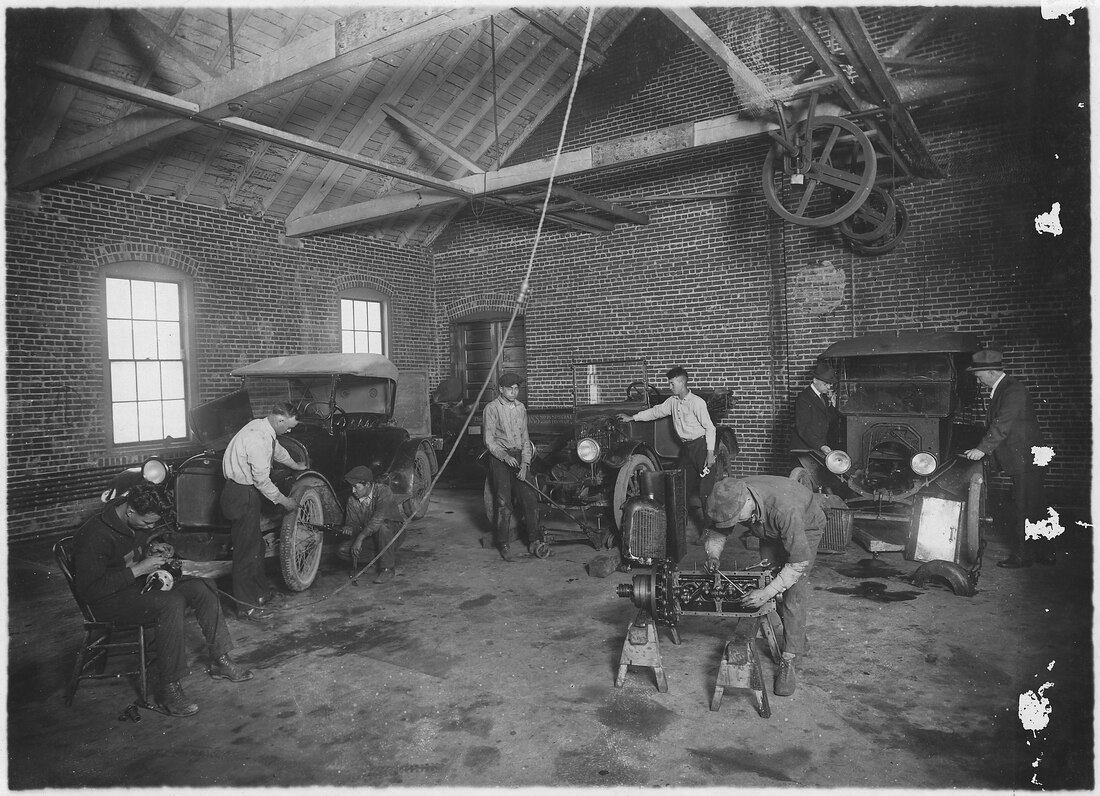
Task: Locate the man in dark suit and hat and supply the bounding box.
[963,348,1052,568]
[789,361,842,493]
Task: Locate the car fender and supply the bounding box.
[910,559,975,597]
[603,439,657,471]
[278,469,342,521]
[385,437,437,495]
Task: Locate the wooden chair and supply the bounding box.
[53,536,154,705]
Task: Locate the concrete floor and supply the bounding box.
[7,481,1094,790]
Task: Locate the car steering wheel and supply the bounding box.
[625,381,661,404]
[295,400,330,419]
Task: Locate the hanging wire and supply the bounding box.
[317,8,600,596]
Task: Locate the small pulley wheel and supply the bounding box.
[533,542,551,559]
[852,198,910,255]
[839,186,897,242]
[761,115,877,228]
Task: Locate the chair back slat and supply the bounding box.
[52,536,99,623]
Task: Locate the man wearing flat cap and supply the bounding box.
[336,465,406,582]
[704,475,825,696]
[483,372,540,561]
[789,361,842,493]
[963,349,1052,568]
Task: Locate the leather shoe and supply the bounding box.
[256,591,279,606]
[158,681,199,717]
[238,607,275,621]
[209,654,254,682]
[498,544,514,562]
[373,567,396,583]
[996,554,1033,569]
[774,657,797,696]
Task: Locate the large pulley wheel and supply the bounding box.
[762,115,877,227]
[839,186,897,242]
[852,197,910,255]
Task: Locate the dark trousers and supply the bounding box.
[220,480,267,608]
[372,521,404,570]
[488,453,540,546]
[681,436,716,516]
[1011,466,1048,558]
[92,578,231,686]
[759,522,823,657]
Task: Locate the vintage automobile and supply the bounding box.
[796,332,989,589]
[106,353,439,591]
[484,359,739,556]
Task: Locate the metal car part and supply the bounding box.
[616,560,776,626]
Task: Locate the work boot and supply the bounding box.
[774,656,798,697]
[209,654,254,682]
[238,606,274,622]
[499,544,514,562]
[373,567,396,583]
[158,681,199,716]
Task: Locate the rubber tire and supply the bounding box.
[961,468,985,565]
[401,446,434,520]
[279,483,325,592]
[612,453,658,532]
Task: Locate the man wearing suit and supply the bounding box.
[789,362,842,493]
[964,348,1052,568]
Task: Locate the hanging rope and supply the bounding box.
[490,15,502,170]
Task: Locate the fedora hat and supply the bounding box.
[812,362,837,384]
[705,478,750,529]
[967,349,1004,372]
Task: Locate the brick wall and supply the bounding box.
[432,7,1091,507]
[6,183,435,538]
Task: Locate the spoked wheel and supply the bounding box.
[839,186,897,242]
[762,115,877,227]
[280,483,325,591]
[852,198,910,255]
[401,446,434,520]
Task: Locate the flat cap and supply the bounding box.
[498,372,523,387]
[706,478,750,529]
[344,465,374,484]
[966,349,1004,372]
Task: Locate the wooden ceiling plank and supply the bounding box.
[14,7,493,191]
[511,8,605,66]
[115,9,220,80]
[14,10,112,163]
[382,103,485,174]
[660,8,773,114]
[33,61,474,197]
[286,112,776,236]
[883,11,943,60]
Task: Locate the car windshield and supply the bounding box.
[837,354,954,417]
[243,374,394,417]
[572,360,650,407]
[244,376,335,417]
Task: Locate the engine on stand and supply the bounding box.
[616,559,777,627]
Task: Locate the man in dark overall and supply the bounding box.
[483,372,540,561]
[963,348,1052,568]
[704,475,825,696]
[73,483,253,716]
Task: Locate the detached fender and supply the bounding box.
[911,559,975,597]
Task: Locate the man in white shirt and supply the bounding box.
[220,402,307,619]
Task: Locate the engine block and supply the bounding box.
[616,560,776,625]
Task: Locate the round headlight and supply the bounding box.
[576,438,601,463]
[910,452,937,476]
[142,458,169,484]
[825,450,852,475]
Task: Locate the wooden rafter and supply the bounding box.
[382,104,484,174]
[114,9,219,81]
[884,11,944,59]
[13,7,494,191]
[512,9,605,65]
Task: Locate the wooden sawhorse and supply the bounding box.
[710,611,782,718]
[614,610,679,692]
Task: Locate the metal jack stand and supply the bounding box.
[710,611,782,718]
[615,610,678,692]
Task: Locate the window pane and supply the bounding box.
[353,301,368,329]
[161,361,185,399]
[130,281,157,320]
[163,399,188,439]
[132,321,159,360]
[107,319,134,359]
[367,302,381,331]
[368,331,383,354]
[136,361,162,400]
[105,279,132,318]
[137,401,163,440]
[155,282,180,321]
[341,299,354,329]
[354,331,368,353]
[111,362,137,402]
[341,330,354,354]
[113,402,139,444]
[157,321,181,360]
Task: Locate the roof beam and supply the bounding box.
[884,11,944,59]
[512,9,605,65]
[660,8,773,114]
[550,185,649,225]
[12,7,493,191]
[382,104,484,174]
[32,60,473,198]
[286,113,776,236]
[114,8,219,81]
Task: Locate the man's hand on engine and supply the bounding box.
[741,588,770,609]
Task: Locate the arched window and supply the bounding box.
[102,262,194,445]
[339,287,390,355]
